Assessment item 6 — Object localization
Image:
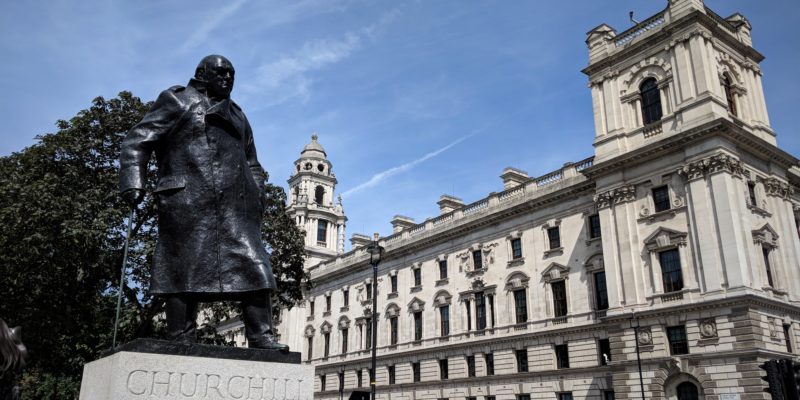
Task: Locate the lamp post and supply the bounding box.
[366,233,384,400]
[631,313,646,400]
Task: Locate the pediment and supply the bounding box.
[584,253,604,272]
[505,272,530,289]
[752,223,779,247]
[643,227,687,252]
[338,316,350,329]
[385,303,401,317]
[304,325,315,337]
[541,263,569,282]
[320,321,332,334]
[433,290,452,306]
[407,297,426,312]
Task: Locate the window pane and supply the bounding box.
[388,365,395,385]
[412,362,420,382]
[652,186,670,212]
[390,317,398,345]
[485,353,494,375]
[589,214,602,239]
[598,339,611,365]
[343,289,349,307]
[594,271,609,310]
[659,249,683,292]
[467,355,475,377]
[473,250,483,270]
[555,344,570,369]
[317,220,328,244]
[548,227,561,249]
[640,78,662,124]
[342,328,348,354]
[511,238,523,259]
[552,281,568,317]
[514,289,528,323]
[440,359,448,379]
[390,275,397,293]
[414,312,423,341]
[440,306,450,336]
[365,318,372,349]
[515,349,528,372]
[723,74,737,116]
[439,260,448,279]
[414,268,421,286]
[763,246,774,287]
[667,326,689,355]
[558,393,573,400]
[476,292,487,330]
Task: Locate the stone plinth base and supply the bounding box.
[79,339,313,400]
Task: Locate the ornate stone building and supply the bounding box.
[230,1,800,399]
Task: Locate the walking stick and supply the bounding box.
[112,207,135,348]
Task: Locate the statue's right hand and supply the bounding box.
[122,189,145,207]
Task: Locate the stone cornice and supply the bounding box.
[676,153,744,181]
[583,10,764,78]
[761,177,794,199]
[582,118,799,179]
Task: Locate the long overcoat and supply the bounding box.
[120,79,275,295]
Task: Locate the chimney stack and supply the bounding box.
[500,167,529,190]
[390,215,416,233]
[437,195,464,215]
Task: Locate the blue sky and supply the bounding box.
[1,1,798,248]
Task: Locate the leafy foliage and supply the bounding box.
[0,92,308,398]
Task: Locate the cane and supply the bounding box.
[112,207,135,348]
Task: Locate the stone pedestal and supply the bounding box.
[79,339,313,400]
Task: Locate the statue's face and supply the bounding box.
[202,57,235,100]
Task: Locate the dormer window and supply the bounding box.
[640,78,662,125]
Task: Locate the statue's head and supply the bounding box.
[195,55,235,101]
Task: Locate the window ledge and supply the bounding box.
[360,299,372,306]
[637,205,686,223]
[387,292,398,299]
[412,340,422,346]
[323,311,331,317]
[435,278,449,286]
[507,258,525,268]
[585,237,601,246]
[306,316,315,322]
[466,268,487,277]
[410,285,423,293]
[544,247,563,257]
[748,204,772,217]
[340,306,349,312]
[763,286,787,296]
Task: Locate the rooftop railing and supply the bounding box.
[614,11,666,47]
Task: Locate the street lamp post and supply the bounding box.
[631,313,646,400]
[366,233,384,400]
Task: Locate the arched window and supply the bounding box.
[723,73,737,116]
[640,78,662,125]
[676,382,699,400]
[315,185,325,204]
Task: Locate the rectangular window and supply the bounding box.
[783,324,793,353]
[604,391,615,400]
[343,289,349,307]
[515,349,529,372]
[320,375,326,391]
[309,300,315,317]
[467,355,476,377]
[390,275,397,293]
[440,305,450,336]
[517,395,530,400]
[547,227,561,249]
[659,249,684,292]
[511,238,523,259]
[589,214,602,239]
[667,326,689,355]
[356,369,362,388]
[317,220,328,244]
[514,289,528,323]
[555,344,570,369]
[439,260,448,279]
[412,362,421,382]
[339,371,344,392]
[652,186,671,212]
[440,359,449,379]
[473,250,483,270]
[342,328,348,354]
[324,332,330,357]
[487,397,496,400]
[413,268,422,286]
[366,282,372,300]
[307,337,313,361]
[489,294,495,327]
[390,316,398,345]
[485,353,494,376]
[476,292,487,330]
[558,393,573,400]
[414,312,423,341]
[325,294,331,312]
[594,271,609,310]
[552,280,568,317]
[365,318,372,350]
[598,338,611,365]
[748,182,758,206]
[388,365,395,385]
[465,300,472,331]
[763,246,774,287]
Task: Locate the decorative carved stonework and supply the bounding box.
[752,224,779,247]
[761,177,793,199]
[636,327,652,345]
[644,227,688,252]
[677,153,744,180]
[699,319,717,339]
[767,317,779,338]
[594,184,636,209]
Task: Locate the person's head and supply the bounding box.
[0,318,26,374]
[194,55,235,101]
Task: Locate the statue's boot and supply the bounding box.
[243,290,289,351]
[165,296,198,343]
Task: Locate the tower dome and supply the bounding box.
[301,133,327,158]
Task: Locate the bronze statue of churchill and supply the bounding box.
[119,55,287,350]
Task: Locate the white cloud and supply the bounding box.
[241,7,402,107]
[180,0,248,52]
[341,133,475,198]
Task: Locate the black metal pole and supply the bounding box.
[370,260,378,400]
[633,315,646,400]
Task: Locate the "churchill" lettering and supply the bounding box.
[125,369,310,399]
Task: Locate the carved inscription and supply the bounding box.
[125,369,310,400]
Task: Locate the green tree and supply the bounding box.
[0,92,308,398]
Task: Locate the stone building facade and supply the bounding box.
[226,1,800,399]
